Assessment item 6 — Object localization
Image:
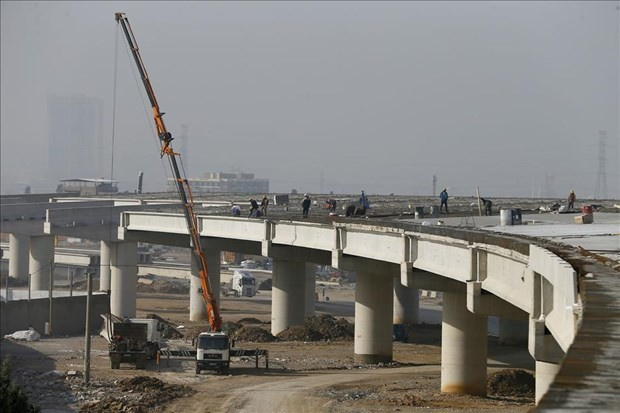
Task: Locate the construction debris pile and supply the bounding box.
[276,314,354,341]
[136,279,189,294]
[79,376,194,413]
[487,369,535,398]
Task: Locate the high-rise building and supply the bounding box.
[47,94,104,188]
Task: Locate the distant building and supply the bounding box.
[47,94,104,189]
[58,178,118,196]
[167,172,269,194]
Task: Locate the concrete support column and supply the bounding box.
[9,234,29,281]
[271,259,305,335]
[499,318,528,346]
[190,248,221,322]
[99,241,111,292]
[354,271,393,364]
[393,278,419,324]
[441,290,488,395]
[110,242,137,318]
[29,235,54,290]
[535,360,561,404]
[305,263,316,316]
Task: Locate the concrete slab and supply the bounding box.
[402,213,620,261]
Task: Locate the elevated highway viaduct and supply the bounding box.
[1,194,618,410]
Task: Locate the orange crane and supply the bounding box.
[115,12,222,332]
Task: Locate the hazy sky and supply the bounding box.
[1,1,618,198]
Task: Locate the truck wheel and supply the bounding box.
[234,291,239,297]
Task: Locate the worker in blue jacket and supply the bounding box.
[439,188,449,213]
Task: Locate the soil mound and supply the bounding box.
[276,314,354,341]
[238,317,263,324]
[222,321,243,336]
[276,325,324,341]
[136,279,189,294]
[233,326,278,342]
[119,376,165,391]
[487,369,535,398]
[258,278,272,290]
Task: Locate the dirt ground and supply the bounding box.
[1,287,536,413]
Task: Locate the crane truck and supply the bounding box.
[115,13,267,374]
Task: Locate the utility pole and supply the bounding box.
[3,250,8,301]
[595,130,608,200]
[84,271,93,384]
[432,175,437,197]
[137,171,144,194]
[48,259,53,336]
[69,268,74,297]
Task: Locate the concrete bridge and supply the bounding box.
[1,193,618,410]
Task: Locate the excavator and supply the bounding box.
[115,13,267,374]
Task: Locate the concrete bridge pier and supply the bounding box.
[305,263,316,316]
[393,278,419,325]
[354,271,394,364]
[9,233,29,281]
[271,259,305,335]
[190,248,221,322]
[498,318,528,345]
[535,360,562,404]
[441,290,488,395]
[100,241,111,292]
[110,241,137,318]
[29,235,54,290]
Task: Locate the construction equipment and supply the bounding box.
[115,12,221,333]
[108,321,149,369]
[115,13,267,374]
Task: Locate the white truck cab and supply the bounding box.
[223,270,258,297]
[195,331,230,374]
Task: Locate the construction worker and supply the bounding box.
[326,198,337,213]
[480,197,493,216]
[439,188,449,213]
[302,194,311,218]
[248,198,259,217]
[567,190,576,211]
[359,190,370,209]
[231,204,241,216]
[260,195,269,216]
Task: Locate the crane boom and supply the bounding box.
[115,12,222,332]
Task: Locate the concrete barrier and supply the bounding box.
[0,293,108,337]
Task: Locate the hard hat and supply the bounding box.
[304,194,308,197]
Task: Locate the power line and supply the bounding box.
[595,130,608,200]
